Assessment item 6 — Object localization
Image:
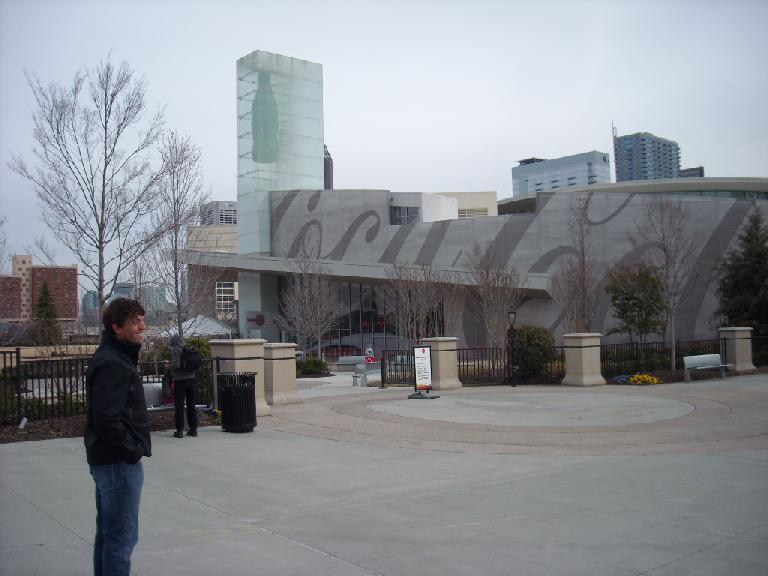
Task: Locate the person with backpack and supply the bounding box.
[169,335,199,438]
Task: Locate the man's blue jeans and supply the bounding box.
[89,461,144,576]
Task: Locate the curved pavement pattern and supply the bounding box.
[269,374,768,455]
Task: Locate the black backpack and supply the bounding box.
[179,346,202,372]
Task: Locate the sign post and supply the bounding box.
[408,346,440,399]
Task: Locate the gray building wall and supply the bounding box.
[261,181,767,344]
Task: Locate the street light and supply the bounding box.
[507,307,517,387]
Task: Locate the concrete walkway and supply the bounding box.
[2,373,768,575]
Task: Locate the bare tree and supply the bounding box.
[631,196,697,368]
[551,194,601,333]
[387,263,452,343]
[276,246,339,356]
[465,243,525,349]
[9,56,165,318]
[146,132,210,339]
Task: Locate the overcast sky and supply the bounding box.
[1,0,767,265]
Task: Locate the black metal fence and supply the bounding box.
[600,339,723,378]
[458,347,506,385]
[380,350,415,385]
[1,349,22,425]
[381,346,566,386]
[1,353,216,425]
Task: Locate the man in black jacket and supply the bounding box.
[84,298,151,576]
[169,335,198,438]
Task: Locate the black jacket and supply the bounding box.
[84,330,152,465]
[170,342,196,383]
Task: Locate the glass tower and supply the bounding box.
[236,51,324,254]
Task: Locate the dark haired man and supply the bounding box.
[84,298,151,576]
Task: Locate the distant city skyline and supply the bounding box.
[1,0,766,266]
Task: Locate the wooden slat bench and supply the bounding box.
[683,353,731,382]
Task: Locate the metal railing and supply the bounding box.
[380,349,415,385]
[1,349,22,425]
[1,354,216,425]
[600,339,723,378]
[457,347,505,385]
[380,346,566,386]
[10,356,90,423]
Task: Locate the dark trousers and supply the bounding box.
[174,379,197,432]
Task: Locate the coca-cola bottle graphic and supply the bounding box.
[251,71,279,163]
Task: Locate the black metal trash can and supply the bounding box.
[217,372,256,432]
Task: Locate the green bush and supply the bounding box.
[514,325,555,377]
[296,357,329,376]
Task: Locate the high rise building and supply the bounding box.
[613,132,680,182]
[200,201,237,225]
[81,291,100,325]
[512,151,611,198]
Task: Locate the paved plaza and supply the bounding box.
[2,373,768,575]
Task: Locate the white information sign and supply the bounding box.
[414,346,433,391]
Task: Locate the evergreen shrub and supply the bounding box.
[514,325,555,377]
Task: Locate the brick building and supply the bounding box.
[0,276,22,319]
[0,255,78,322]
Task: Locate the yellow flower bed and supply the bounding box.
[628,374,662,385]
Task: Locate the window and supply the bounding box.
[219,209,237,224]
[458,208,488,219]
[215,282,237,321]
[390,206,420,225]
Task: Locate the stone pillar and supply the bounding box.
[419,337,462,391]
[209,339,271,417]
[719,327,755,373]
[264,343,301,405]
[561,333,605,386]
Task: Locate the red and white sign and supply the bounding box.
[414,346,432,391]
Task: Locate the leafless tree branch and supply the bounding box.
[8,56,166,318]
[551,194,600,333]
[465,243,525,350]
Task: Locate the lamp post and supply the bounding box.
[507,308,517,387]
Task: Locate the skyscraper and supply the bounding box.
[613,132,680,182]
